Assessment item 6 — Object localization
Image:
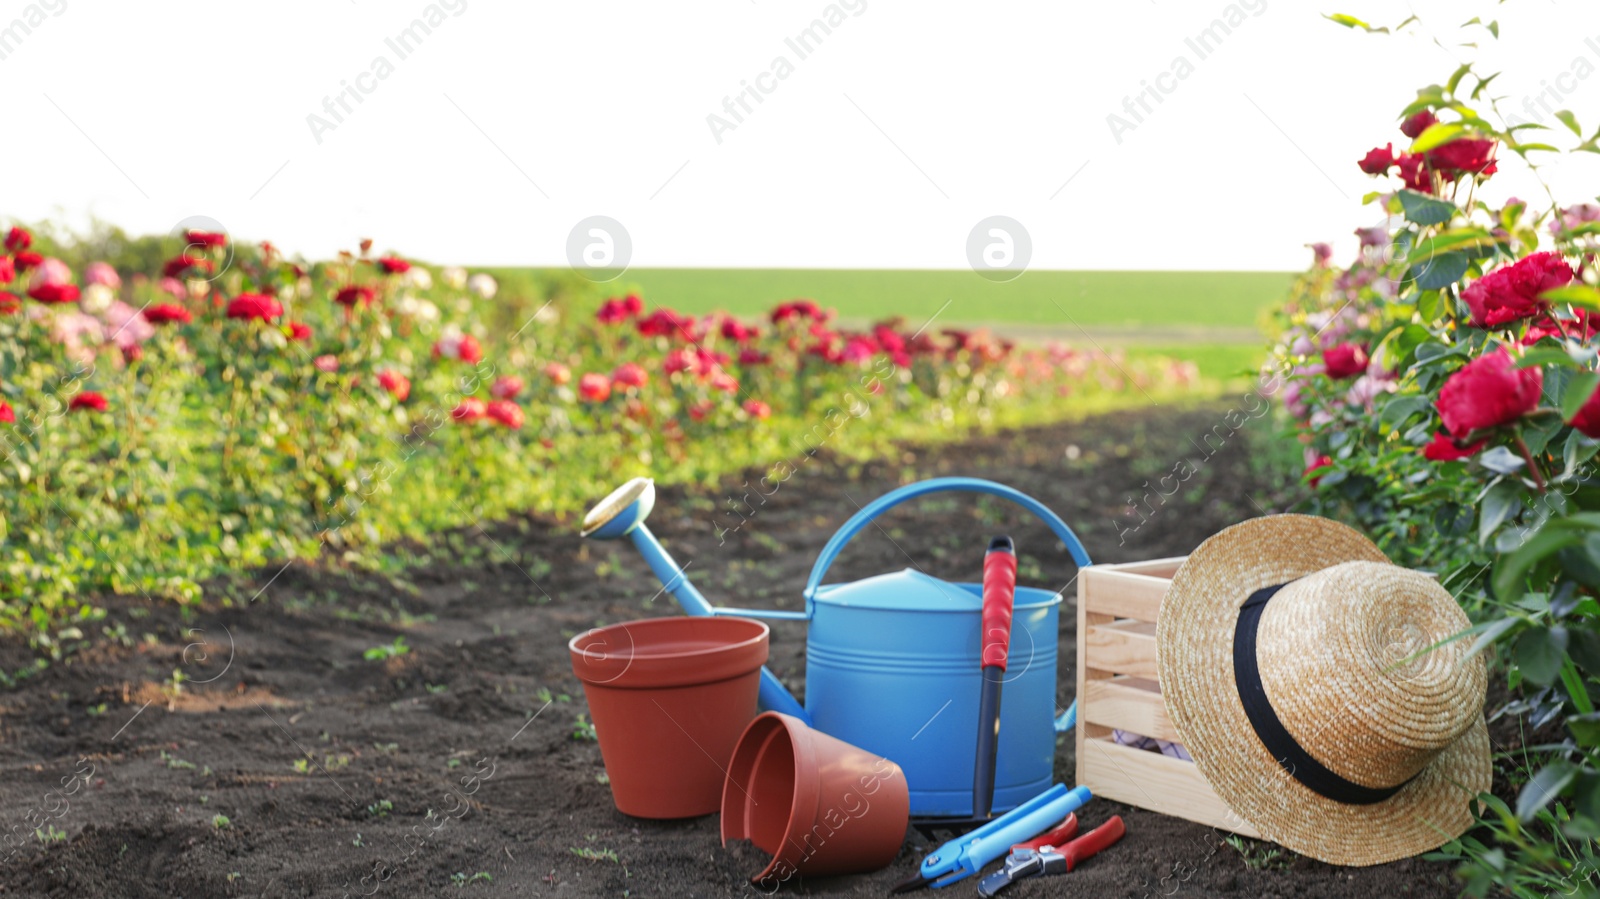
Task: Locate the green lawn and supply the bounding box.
[497,268,1293,331]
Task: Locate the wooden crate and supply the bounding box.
[1075,556,1262,838]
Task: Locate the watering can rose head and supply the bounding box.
[581,477,656,539]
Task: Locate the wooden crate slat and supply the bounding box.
[1079,737,1262,838]
[1080,677,1180,743]
[1083,621,1159,679]
[1081,569,1167,622]
[1101,556,1187,579]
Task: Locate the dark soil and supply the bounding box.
[0,402,1467,897]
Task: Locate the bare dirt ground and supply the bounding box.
[0,404,1473,897]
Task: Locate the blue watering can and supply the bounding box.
[579,476,1092,819]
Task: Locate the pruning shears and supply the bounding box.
[889,784,1092,892]
[976,815,1127,897]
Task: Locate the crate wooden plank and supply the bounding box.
[1080,677,1180,743]
[1081,569,1168,623]
[1083,621,1159,679]
[1104,556,1186,579]
[1080,737,1261,838]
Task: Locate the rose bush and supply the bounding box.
[1269,32,1600,894]
[0,221,1202,663]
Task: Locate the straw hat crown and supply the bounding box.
[1254,561,1484,791]
[1157,514,1491,866]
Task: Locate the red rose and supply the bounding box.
[69,391,108,413]
[721,318,758,343]
[287,321,313,342]
[742,399,771,420]
[377,369,411,402]
[451,397,487,422]
[688,399,714,422]
[225,293,284,322]
[771,299,824,324]
[1400,109,1437,139]
[0,293,18,314]
[1524,311,1600,345]
[1358,144,1396,174]
[1304,454,1334,487]
[1437,348,1542,438]
[0,255,12,284]
[482,376,518,401]
[1395,154,1432,193]
[143,304,192,325]
[313,355,339,373]
[738,348,771,366]
[1570,382,1600,438]
[636,308,690,339]
[12,251,41,272]
[185,229,227,249]
[1322,343,1369,380]
[1426,137,1496,177]
[710,370,739,394]
[377,256,410,275]
[1462,252,1574,329]
[456,334,483,365]
[162,255,212,279]
[1422,431,1486,461]
[543,362,571,386]
[335,285,376,307]
[4,227,30,252]
[611,362,647,389]
[622,294,643,316]
[578,373,611,402]
[486,399,524,429]
[0,401,13,423]
[27,283,79,304]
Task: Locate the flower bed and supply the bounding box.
[1267,26,1600,893]
[0,224,1199,654]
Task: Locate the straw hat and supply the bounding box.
[1157,514,1489,866]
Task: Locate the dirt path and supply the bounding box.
[0,403,1462,898]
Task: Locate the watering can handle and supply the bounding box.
[803,477,1092,599]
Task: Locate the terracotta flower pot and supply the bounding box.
[569,616,769,819]
[721,712,911,886]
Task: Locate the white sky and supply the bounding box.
[4,0,1599,271]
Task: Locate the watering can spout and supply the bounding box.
[581,478,811,723]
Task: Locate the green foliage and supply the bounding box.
[1274,22,1600,893]
[0,227,1207,651]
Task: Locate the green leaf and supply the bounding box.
[1404,228,1496,265]
[1516,347,1585,371]
[1409,252,1471,291]
[1445,63,1472,96]
[1564,372,1600,420]
[1325,12,1386,32]
[1410,123,1470,154]
[1571,629,1600,674]
[1514,626,1569,686]
[1556,110,1584,137]
[1480,479,1523,544]
[1398,189,1457,226]
[1542,285,1600,309]
[1379,395,1431,430]
[1518,761,1577,820]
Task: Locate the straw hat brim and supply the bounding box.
[1157,515,1490,866]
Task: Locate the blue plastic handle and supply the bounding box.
[803,477,1092,601]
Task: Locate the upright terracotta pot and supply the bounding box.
[570,616,769,819]
[721,712,911,886]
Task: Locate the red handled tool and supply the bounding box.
[1009,813,1077,853]
[976,815,1126,897]
[973,535,1017,820]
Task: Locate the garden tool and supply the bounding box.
[889,784,1093,893]
[972,535,1017,821]
[975,815,1126,897]
[581,475,1094,820]
[1008,813,1079,854]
